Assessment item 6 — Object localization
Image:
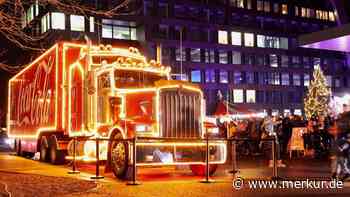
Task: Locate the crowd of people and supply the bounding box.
[219,112,350,180]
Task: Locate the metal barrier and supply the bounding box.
[67,136,279,184]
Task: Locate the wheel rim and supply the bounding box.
[111,141,126,175]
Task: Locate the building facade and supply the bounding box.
[20,0,350,116]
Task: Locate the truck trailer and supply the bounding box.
[7,42,227,179]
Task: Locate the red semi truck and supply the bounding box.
[7,42,226,179]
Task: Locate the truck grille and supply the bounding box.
[159,88,202,138]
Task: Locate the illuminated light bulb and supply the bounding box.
[106,45,112,50]
[99,44,104,50]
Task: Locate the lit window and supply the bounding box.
[232,51,241,64]
[247,0,252,9]
[284,109,291,117]
[51,12,65,30]
[231,31,241,46]
[263,1,270,12]
[281,73,290,86]
[282,4,288,15]
[294,109,302,116]
[271,109,279,116]
[219,70,228,83]
[233,89,244,103]
[175,48,186,62]
[102,19,137,40]
[257,0,263,11]
[280,37,288,49]
[244,33,254,47]
[191,70,201,83]
[218,30,228,44]
[205,70,216,83]
[70,15,85,31]
[329,11,336,21]
[89,17,94,32]
[190,48,201,62]
[219,50,228,64]
[204,49,215,63]
[269,72,280,85]
[301,7,307,17]
[26,5,34,24]
[257,35,265,48]
[270,54,278,67]
[295,6,299,16]
[293,74,301,86]
[102,24,112,38]
[41,13,50,33]
[246,90,256,103]
[304,74,310,86]
[230,0,244,8]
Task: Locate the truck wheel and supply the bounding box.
[189,164,218,176]
[110,133,129,179]
[49,137,65,165]
[40,137,49,162]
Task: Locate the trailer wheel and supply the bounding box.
[40,137,49,162]
[189,164,218,176]
[49,136,65,165]
[110,132,129,179]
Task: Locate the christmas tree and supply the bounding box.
[304,65,331,119]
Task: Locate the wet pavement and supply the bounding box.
[0,151,350,197]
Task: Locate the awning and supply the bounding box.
[214,100,256,116]
[299,23,350,52]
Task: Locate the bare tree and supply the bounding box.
[0,0,139,72]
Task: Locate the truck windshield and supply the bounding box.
[115,69,166,88]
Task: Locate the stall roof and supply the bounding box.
[299,23,350,52]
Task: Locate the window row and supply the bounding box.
[144,0,335,23]
[218,30,288,49]
[189,69,312,87]
[171,48,340,69]
[226,89,304,104]
[40,12,137,41]
[41,12,94,33]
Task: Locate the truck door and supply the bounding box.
[69,65,84,134]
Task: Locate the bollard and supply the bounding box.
[127,137,140,185]
[68,137,80,174]
[91,138,104,179]
[200,134,214,183]
[271,138,278,180]
[229,139,239,175]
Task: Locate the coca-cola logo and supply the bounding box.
[16,55,54,127]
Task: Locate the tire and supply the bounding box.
[49,136,65,165]
[110,132,129,179]
[190,164,218,176]
[40,137,49,162]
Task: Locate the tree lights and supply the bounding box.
[304,65,331,119]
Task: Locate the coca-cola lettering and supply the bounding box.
[16,56,54,127]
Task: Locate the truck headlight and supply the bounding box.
[207,127,219,134]
[135,124,152,132]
